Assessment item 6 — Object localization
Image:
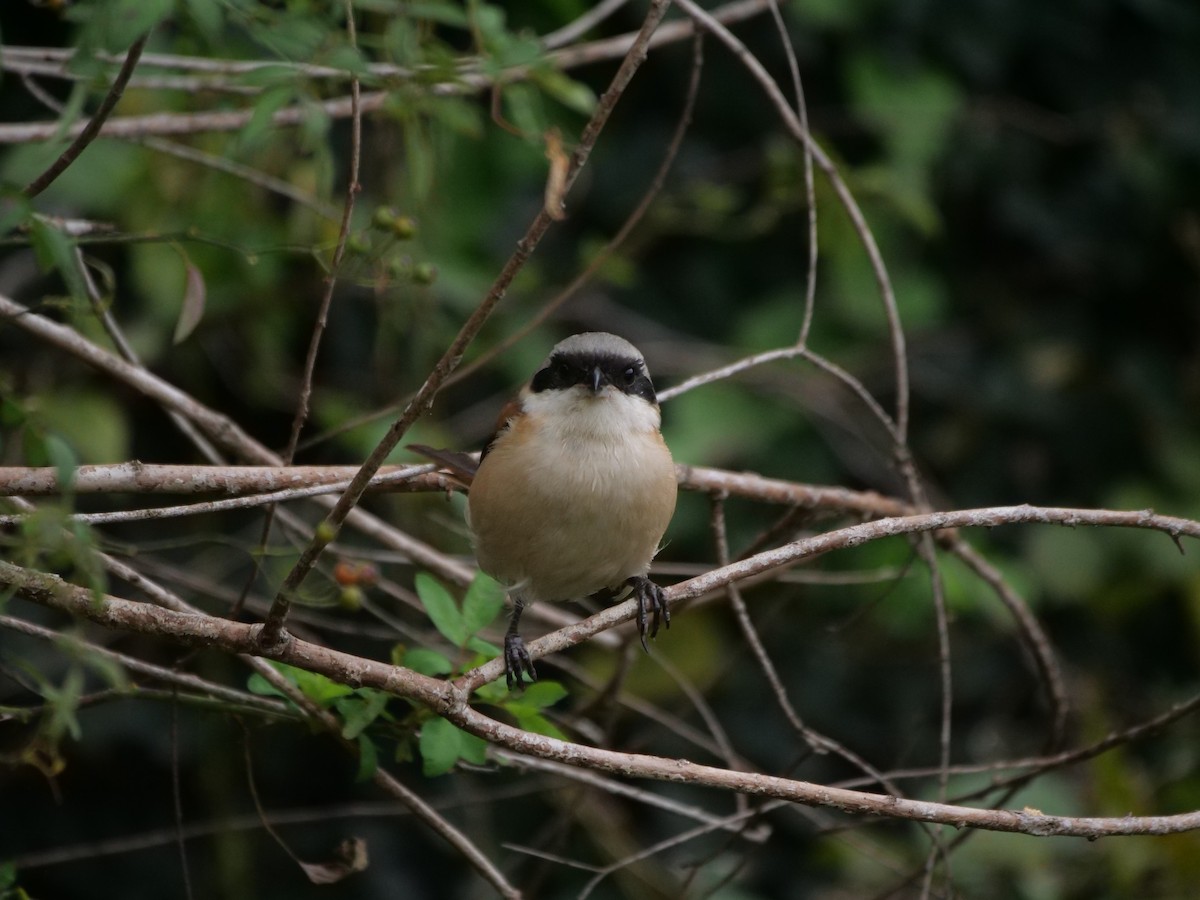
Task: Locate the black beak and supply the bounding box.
[590,365,604,393]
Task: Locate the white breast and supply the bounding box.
[467,387,677,603]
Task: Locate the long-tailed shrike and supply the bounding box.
[466,332,677,689]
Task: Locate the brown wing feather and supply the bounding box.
[407,396,523,485]
[479,398,523,461]
[406,444,478,486]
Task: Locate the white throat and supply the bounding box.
[522,385,661,441]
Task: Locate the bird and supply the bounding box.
[464,332,678,689]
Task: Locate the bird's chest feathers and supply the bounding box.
[469,387,675,599]
[521,390,665,499]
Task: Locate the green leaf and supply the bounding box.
[465,636,501,658]
[320,44,372,77]
[403,121,435,201]
[514,711,567,740]
[336,688,389,739]
[393,734,414,764]
[401,646,454,676]
[0,860,19,891]
[419,715,461,776]
[415,573,467,645]
[238,85,296,153]
[28,217,86,303]
[67,0,174,54]
[246,673,283,698]
[533,68,597,116]
[462,572,504,635]
[42,433,78,496]
[498,83,545,142]
[43,665,85,742]
[32,389,130,465]
[511,680,567,710]
[403,1,470,27]
[503,681,568,722]
[234,64,302,90]
[472,680,509,705]
[254,16,327,61]
[109,0,173,51]
[501,682,568,739]
[0,395,26,427]
[458,730,489,766]
[247,662,355,707]
[427,96,483,138]
[0,189,32,235]
[183,0,223,44]
[354,0,403,12]
[354,733,379,782]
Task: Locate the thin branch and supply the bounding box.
[541,0,634,49]
[658,347,805,403]
[242,0,364,621]
[444,32,705,391]
[170,687,195,900]
[284,1,362,463]
[709,495,907,800]
[23,497,519,899]
[15,49,332,216]
[8,559,1200,839]
[6,800,461,870]
[133,135,340,219]
[23,32,150,198]
[0,614,290,718]
[454,503,1200,693]
[70,248,224,464]
[758,0,819,348]
[0,1,769,85]
[0,90,389,144]
[493,749,770,842]
[0,294,473,586]
[0,467,435,525]
[577,812,755,899]
[945,537,1069,748]
[913,532,955,896]
[0,462,434,495]
[670,0,910,441]
[0,1,772,146]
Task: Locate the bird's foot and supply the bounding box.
[625,575,669,652]
[504,632,537,690]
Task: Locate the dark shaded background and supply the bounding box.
[2,1,1199,897]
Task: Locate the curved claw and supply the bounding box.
[625,575,669,652]
[504,632,537,690]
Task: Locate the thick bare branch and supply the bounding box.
[454,503,1199,691]
[0,294,472,586]
[6,558,1198,840]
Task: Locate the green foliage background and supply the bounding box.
[2,1,1199,898]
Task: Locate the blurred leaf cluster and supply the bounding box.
[2,0,1199,898]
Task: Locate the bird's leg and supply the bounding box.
[504,595,536,690]
[624,576,669,652]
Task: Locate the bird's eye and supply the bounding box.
[623,366,637,384]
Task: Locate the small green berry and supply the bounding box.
[339,585,364,611]
[390,215,418,239]
[411,262,437,285]
[371,207,396,230]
